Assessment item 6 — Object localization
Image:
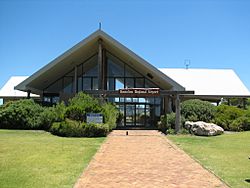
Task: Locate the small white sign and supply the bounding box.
[86,113,103,124]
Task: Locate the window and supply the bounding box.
[107,58,124,77]
[78,77,82,91]
[83,78,91,90]
[125,78,134,88]
[76,54,99,91]
[63,77,73,93]
[107,78,115,90]
[52,96,60,104]
[135,78,144,88]
[115,78,124,90]
[125,65,141,77]
[92,78,98,90]
[82,55,98,77]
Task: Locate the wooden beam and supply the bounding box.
[175,94,181,133]
[83,90,194,97]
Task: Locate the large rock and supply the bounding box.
[185,121,224,136]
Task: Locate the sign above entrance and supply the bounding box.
[119,88,160,96]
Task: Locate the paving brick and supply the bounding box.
[74,130,228,188]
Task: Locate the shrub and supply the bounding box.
[157,112,185,133]
[65,106,85,121]
[65,92,119,130]
[230,117,250,131]
[39,103,66,130]
[181,99,216,122]
[65,92,102,121]
[82,123,109,137]
[52,102,66,122]
[101,103,119,130]
[0,99,44,129]
[0,100,66,130]
[50,119,83,137]
[214,105,244,131]
[50,119,109,137]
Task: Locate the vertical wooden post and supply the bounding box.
[102,49,106,90]
[27,90,31,99]
[98,39,103,90]
[243,98,247,109]
[175,94,181,133]
[164,96,172,114]
[74,66,77,94]
[216,100,220,106]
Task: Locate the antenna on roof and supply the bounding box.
[184,59,191,69]
[99,22,102,30]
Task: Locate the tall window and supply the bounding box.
[106,52,159,90]
[77,54,98,91]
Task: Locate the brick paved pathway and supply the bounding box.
[74,130,227,188]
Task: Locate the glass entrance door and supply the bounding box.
[125,104,135,126]
[124,103,150,127]
[135,104,145,127]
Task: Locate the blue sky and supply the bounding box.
[0,0,250,92]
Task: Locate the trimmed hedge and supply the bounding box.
[50,119,109,137]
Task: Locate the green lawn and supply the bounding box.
[0,130,104,188]
[168,131,250,188]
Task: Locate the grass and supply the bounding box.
[0,129,105,188]
[168,131,250,188]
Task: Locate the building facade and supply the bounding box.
[15,30,250,130]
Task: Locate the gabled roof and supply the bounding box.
[15,30,184,94]
[159,68,250,97]
[0,76,39,98]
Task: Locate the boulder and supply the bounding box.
[185,121,224,136]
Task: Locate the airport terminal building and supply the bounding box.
[2,30,249,130]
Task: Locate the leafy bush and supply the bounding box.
[0,92,117,137]
[181,99,216,122]
[52,102,66,122]
[65,92,119,130]
[214,105,250,131]
[50,119,109,137]
[157,112,185,133]
[39,103,66,130]
[65,106,85,121]
[230,117,250,131]
[0,100,66,130]
[65,92,102,121]
[50,119,83,137]
[101,103,119,130]
[0,99,44,129]
[214,105,244,131]
[82,123,109,137]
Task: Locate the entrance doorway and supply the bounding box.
[122,103,151,127]
[113,97,162,128]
